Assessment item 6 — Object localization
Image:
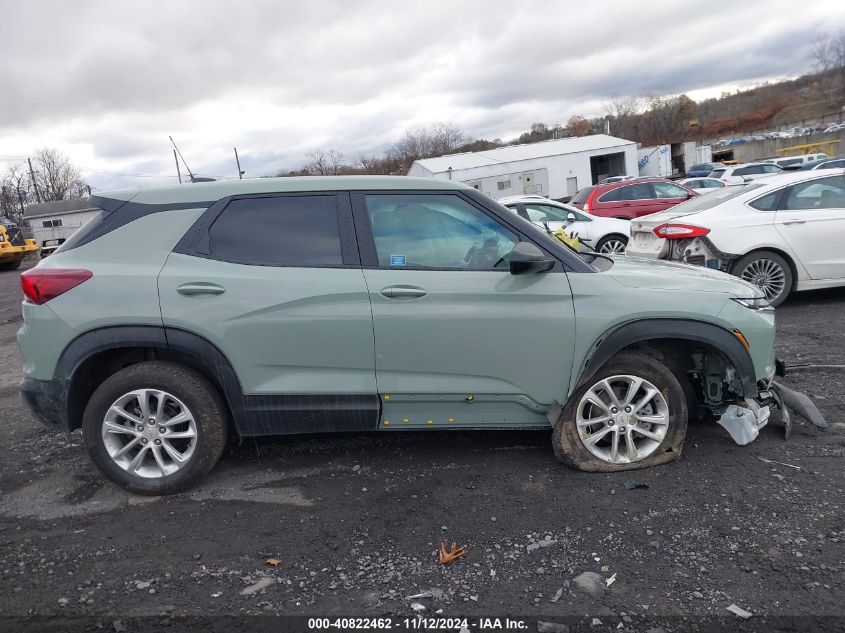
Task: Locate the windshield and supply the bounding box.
[523,203,578,222]
[642,183,764,220]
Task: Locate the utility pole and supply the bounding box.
[234,147,244,179]
[173,149,182,184]
[27,158,42,203]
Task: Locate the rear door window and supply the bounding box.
[626,183,654,200]
[710,169,726,179]
[783,177,845,211]
[209,195,345,266]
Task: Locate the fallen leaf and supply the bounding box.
[438,540,467,564]
[265,558,281,567]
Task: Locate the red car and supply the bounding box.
[570,178,697,220]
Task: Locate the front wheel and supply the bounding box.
[0,259,22,271]
[82,361,228,495]
[595,234,628,254]
[553,351,688,472]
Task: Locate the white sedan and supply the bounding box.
[625,169,845,306]
[678,177,726,195]
[498,195,630,253]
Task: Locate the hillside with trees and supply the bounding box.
[285,32,844,177]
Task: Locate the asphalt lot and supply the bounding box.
[0,260,843,632]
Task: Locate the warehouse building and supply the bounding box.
[407,134,639,200]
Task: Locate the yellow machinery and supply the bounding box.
[0,219,38,271]
[777,140,840,156]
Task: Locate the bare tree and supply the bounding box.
[809,31,845,103]
[0,149,88,224]
[604,96,645,139]
[31,148,88,201]
[387,122,466,171]
[0,165,32,223]
[305,149,346,175]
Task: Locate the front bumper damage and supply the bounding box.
[715,364,828,445]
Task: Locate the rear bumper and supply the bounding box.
[20,377,72,432]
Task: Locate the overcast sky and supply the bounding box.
[1,0,842,190]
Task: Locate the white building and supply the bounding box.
[24,198,101,257]
[407,134,639,200]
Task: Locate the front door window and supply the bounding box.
[365,194,518,270]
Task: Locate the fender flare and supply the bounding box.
[56,325,248,431]
[574,318,758,397]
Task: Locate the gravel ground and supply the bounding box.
[0,262,843,632]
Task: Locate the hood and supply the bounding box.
[605,255,762,296]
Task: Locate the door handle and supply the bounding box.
[380,285,427,299]
[781,220,806,225]
[176,282,226,296]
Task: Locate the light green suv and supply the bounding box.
[17,176,791,494]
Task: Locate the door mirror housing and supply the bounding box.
[566,212,577,223]
[509,241,555,275]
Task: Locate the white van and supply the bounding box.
[763,153,829,169]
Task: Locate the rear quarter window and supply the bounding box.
[570,187,595,204]
[208,195,344,266]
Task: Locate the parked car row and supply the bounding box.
[498,195,630,253]
[712,122,843,147]
[626,168,845,306]
[570,179,697,220]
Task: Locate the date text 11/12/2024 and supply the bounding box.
[307,617,529,630]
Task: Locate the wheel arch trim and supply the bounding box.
[55,325,246,431]
[573,318,758,398]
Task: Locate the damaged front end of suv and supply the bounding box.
[682,297,828,444]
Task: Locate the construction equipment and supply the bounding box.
[0,216,38,271]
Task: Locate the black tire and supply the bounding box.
[0,259,22,271]
[82,361,228,495]
[731,251,793,307]
[595,234,628,254]
[553,351,688,472]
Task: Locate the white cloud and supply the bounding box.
[0,0,841,189]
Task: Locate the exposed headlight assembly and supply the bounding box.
[732,297,771,310]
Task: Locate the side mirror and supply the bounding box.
[566,212,577,223]
[510,241,555,275]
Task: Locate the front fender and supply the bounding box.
[573,318,758,397]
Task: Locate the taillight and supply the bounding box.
[653,224,711,239]
[584,191,598,214]
[20,268,93,304]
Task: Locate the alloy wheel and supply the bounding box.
[101,389,198,478]
[599,238,627,254]
[739,258,786,302]
[576,375,669,464]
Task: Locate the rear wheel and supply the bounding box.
[553,352,688,471]
[82,361,228,495]
[0,260,22,271]
[732,251,792,307]
[595,234,628,254]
